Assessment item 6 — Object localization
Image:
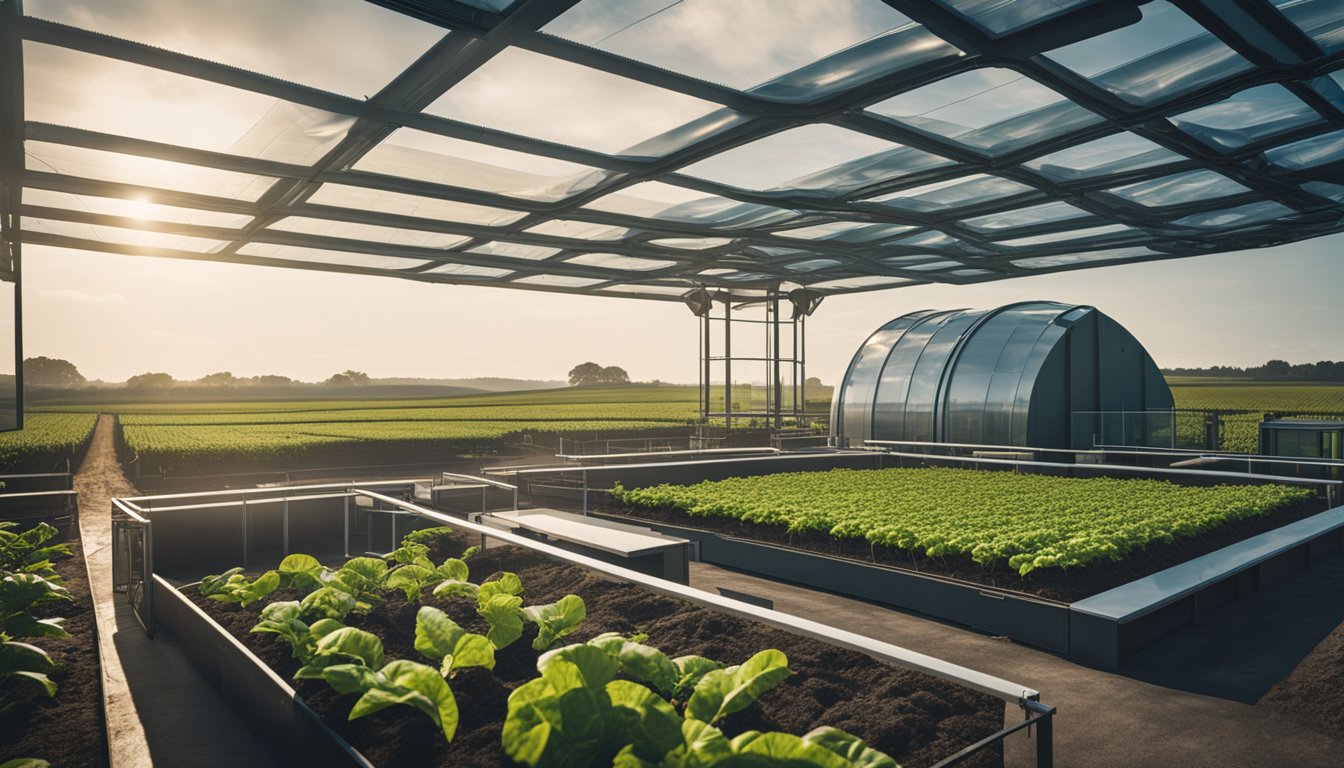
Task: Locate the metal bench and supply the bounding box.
[485,508,692,584]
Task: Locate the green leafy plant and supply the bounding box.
[388,557,469,602]
[299,587,357,621]
[199,567,281,607]
[0,522,72,580]
[400,525,455,548]
[0,640,58,715]
[685,650,791,725]
[522,595,586,651]
[413,606,495,676]
[479,594,525,650]
[1,574,71,641]
[249,600,342,663]
[0,756,53,768]
[325,557,388,613]
[277,553,324,592]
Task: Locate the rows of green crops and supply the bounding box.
[1169,381,1344,452]
[612,467,1314,576]
[0,413,98,471]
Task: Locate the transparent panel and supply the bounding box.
[544,0,922,91]
[1272,0,1344,53]
[1044,1,1251,105]
[25,142,275,201]
[1025,133,1181,181]
[867,68,1102,154]
[835,312,927,444]
[864,174,1035,212]
[584,182,799,228]
[941,0,1096,35]
[961,201,1091,231]
[1171,201,1297,229]
[680,125,905,191]
[949,268,992,277]
[426,47,730,156]
[468,242,562,261]
[23,187,253,229]
[1169,85,1322,151]
[25,43,355,163]
[599,284,694,297]
[1104,170,1251,207]
[23,216,229,253]
[565,253,678,271]
[1011,247,1153,268]
[774,221,915,242]
[306,184,527,227]
[422,263,514,278]
[354,128,611,202]
[512,274,607,288]
[785,258,843,272]
[266,217,472,250]
[25,0,446,98]
[905,260,962,271]
[523,220,630,241]
[873,311,980,441]
[994,223,1139,247]
[1302,181,1344,202]
[237,242,429,270]
[1264,130,1344,171]
[648,237,733,250]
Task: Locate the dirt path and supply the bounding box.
[75,415,279,768]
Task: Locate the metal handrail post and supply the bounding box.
[1025,699,1055,768]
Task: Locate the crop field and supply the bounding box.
[0,412,98,471]
[1168,380,1344,452]
[612,467,1313,576]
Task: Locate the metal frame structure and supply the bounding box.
[0,0,1341,306]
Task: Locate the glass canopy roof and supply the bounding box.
[2,0,1343,303]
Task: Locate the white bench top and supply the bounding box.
[488,509,689,558]
[1072,504,1344,622]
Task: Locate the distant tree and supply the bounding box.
[1262,359,1291,378]
[22,356,86,388]
[249,374,295,386]
[599,365,630,385]
[198,371,239,387]
[126,372,175,389]
[568,362,605,386]
[325,370,370,386]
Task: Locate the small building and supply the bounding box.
[831,301,1173,450]
[1259,419,1344,460]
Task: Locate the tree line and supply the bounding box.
[20,357,378,389]
[1163,359,1344,381]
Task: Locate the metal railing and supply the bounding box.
[112,478,1055,767]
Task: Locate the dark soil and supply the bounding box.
[192,532,1004,768]
[1260,617,1344,737]
[597,497,1330,603]
[0,535,110,767]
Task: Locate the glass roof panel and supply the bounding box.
[1302,181,1344,202]
[306,184,527,227]
[565,253,678,271]
[867,68,1102,155]
[863,174,1035,212]
[1105,170,1251,207]
[25,43,354,163]
[647,238,734,250]
[774,221,915,242]
[994,223,1139,247]
[584,182,799,228]
[422,263,515,278]
[1025,133,1182,181]
[512,274,608,288]
[543,0,919,91]
[426,47,730,156]
[25,0,445,98]
[266,217,472,250]
[598,284,694,297]
[237,242,430,270]
[960,201,1091,231]
[23,187,252,230]
[23,216,230,253]
[1171,201,1297,229]
[940,0,1096,35]
[24,142,275,201]
[354,128,611,202]
[786,258,844,272]
[1169,85,1322,152]
[1044,1,1252,105]
[1272,0,1344,53]
[523,220,630,241]
[808,276,912,289]
[1012,247,1155,269]
[1263,130,1344,171]
[467,241,563,261]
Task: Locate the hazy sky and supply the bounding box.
[16,0,1344,384]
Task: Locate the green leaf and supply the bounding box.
[719,732,850,768]
[239,571,280,607]
[320,663,378,695]
[432,579,479,600]
[296,626,384,679]
[299,587,357,621]
[1,573,71,617]
[199,567,243,597]
[606,680,684,762]
[340,557,390,585]
[1,614,69,641]
[277,554,324,591]
[537,643,621,690]
[523,594,586,651]
[672,656,725,698]
[686,650,790,725]
[445,633,495,674]
[413,606,466,661]
[502,657,612,768]
[308,619,344,640]
[386,564,436,601]
[0,759,53,768]
[478,572,523,606]
[802,727,899,768]
[479,593,524,650]
[436,558,469,582]
[350,660,459,743]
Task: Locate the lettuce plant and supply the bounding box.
[323,557,388,613]
[0,522,72,580]
[276,554,324,592]
[199,568,280,608]
[685,650,791,725]
[250,600,343,662]
[413,606,494,676]
[388,557,469,602]
[522,595,586,651]
[0,640,58,714]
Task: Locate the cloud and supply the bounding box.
[41,289,127,305]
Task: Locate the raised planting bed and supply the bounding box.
[0,522,109,768]
[182,527,1008,768]
[606,467,1328,603]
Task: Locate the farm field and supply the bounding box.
[611,467,1315,578]
[0,412,98,471]
[1168,380,1344,452]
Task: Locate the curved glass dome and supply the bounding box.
[831,301,1172,449]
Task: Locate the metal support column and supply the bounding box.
[723,298,732,430]
[771,293,782,430]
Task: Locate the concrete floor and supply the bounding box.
[688,560,1344,767]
